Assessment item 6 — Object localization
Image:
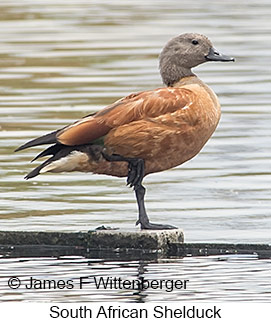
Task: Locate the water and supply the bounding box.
[0,0,271,302]
[0,253,270,302]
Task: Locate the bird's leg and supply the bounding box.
[135,184,177,230]
[102,151,177,230]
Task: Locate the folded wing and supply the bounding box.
[16,87,194,151]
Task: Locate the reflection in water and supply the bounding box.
[0,255,270,302]
[0,0,270,302]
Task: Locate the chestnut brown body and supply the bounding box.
[71,76,221,178]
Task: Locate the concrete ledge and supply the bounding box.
[0,229,184,254]
[0,230,270,259]
[87,229,184,251]
[169,242,271,259]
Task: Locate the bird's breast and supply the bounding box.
[144,84,221,174]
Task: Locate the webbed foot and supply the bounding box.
[136,219,177,230]
[127,158,144,190]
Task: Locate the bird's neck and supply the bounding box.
[160,64,195,87]
[172,75,202,87]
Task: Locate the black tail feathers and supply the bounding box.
[15,130,58,152]
[24,159,52,180]
[23,143,104,180]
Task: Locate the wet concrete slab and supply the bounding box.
[0,229,184,254]
[0,230,270,259]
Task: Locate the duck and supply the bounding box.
[15,33,234,230]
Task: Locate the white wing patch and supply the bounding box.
[40,151,89,174]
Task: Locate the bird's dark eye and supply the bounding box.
[192,40,199,45]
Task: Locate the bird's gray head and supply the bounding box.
[159,33,234,86]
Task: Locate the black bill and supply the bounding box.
[205,47,235,62]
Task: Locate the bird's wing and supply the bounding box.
[56,87,194,146]
[15,87,195,150]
